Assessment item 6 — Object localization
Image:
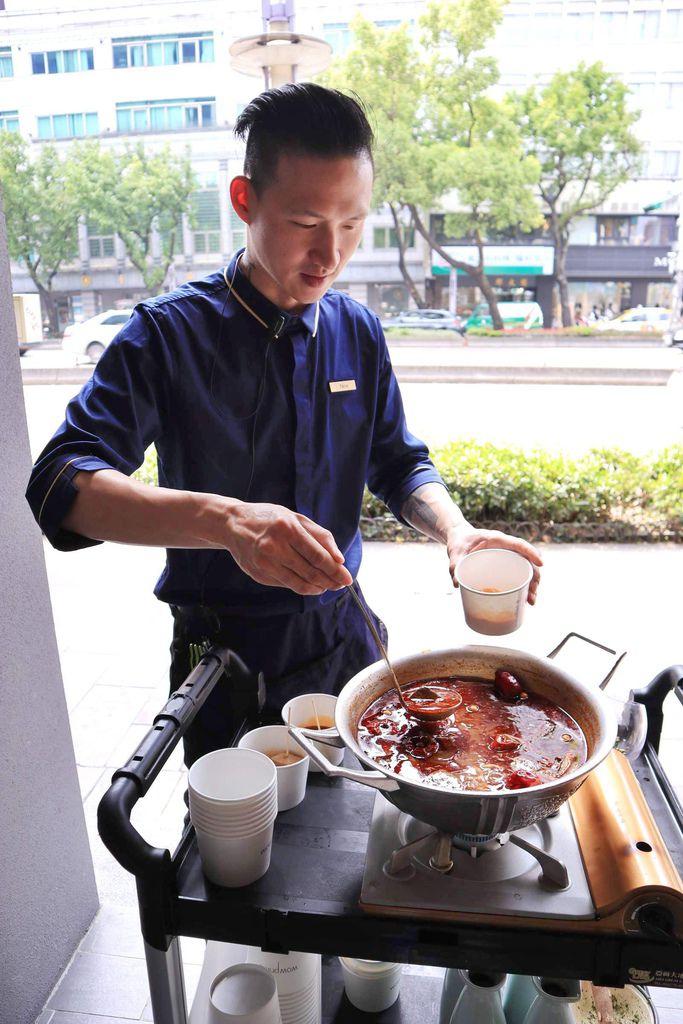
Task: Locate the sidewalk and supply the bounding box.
[36,537,683,1023]
[20,337,683,387]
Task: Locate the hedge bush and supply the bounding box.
[134,441,683,542]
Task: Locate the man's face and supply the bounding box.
[232,151,373,313]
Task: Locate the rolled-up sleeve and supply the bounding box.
[25,306,174,550]
[366,327,446,524]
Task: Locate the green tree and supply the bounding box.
[325,1,542,329]
[511,62,642,327]
[83,143,196,293]
[0,133,84,332]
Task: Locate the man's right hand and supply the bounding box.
[224,501,353,596]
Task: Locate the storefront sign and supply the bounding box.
[432,245,555,276]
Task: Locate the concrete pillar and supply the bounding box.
[0,199,98,1024]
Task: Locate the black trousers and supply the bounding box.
[169,583,388,767]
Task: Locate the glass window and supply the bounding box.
[659,81,683,108]
[598,11,627,37]
[150,106,166,130]
[501,4,531,42]
[182,40,197,62]
[567,12,594,40]
[63,49,78,72]
[534,11,563,40]
[81,49,94,70]
[117,108,131,132]
[201,103,215,126]
[373,227,386,249]
[37,116,50,138]
[632,10,660,39]
[86,112,99,135]
[53,114,68,138]
[200,38,214,62]
[0,48,13,78]
[649,149,681,176]
[666,8,683,35]
[31,52,45,74]
[70,113,83,136]
[134,108,148,131]
[47,51,60,74]
[164,41,179,64]
[131,45,144,67]
[322,23,352,56]
[113,44,128,68]
[629,80,657,107]
[230,208,246,250]
[185,106,199,128]
[167,105,183,129]
[147,42,163,66]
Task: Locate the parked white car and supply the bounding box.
[62,309,134,362]
[594,307,671,333]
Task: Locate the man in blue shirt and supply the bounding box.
[27,84,541,765]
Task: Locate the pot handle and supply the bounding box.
[546,632,627,690]
[289,726,401,792]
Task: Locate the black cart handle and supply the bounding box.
[97,647,261,880]
[631,664,683,753]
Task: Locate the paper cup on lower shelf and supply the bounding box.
[338,957,403,1013]
[209,964,281,1024]
[238,726,309,811]
[281,693,344,772]
[455,548,532,636]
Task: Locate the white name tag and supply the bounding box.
[328,379,356,393]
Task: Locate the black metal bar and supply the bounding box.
[630,664,683,752]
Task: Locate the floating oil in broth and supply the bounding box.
[357,677,587,792]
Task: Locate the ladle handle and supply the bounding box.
[546,632,627,690]
[346,583,403,694]
[289,726,400,792]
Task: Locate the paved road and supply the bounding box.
[24,376,683,462]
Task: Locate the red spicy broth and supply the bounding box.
[357,677,587,792]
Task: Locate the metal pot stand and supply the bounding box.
[97,649,683,1024]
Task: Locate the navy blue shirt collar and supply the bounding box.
[226,249,319,339]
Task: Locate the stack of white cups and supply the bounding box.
[247,949,322,1024]
[188,748,278,888]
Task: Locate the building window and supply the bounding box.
[629,78,657,108]
[631,10,660,39]
[567,8,594,42]
[88,235,116,258]
[112,32,214,69]
[500,3,531,42]
[0,47,13,78]
[230,208,246,251]
[37,112,99,139]
[598,10,628,38]
[373,226,415,249]
[533,9,563,41]
[322,23,352,55]
[115,98,216,133]
[0,109,19,132]
[659,81,683,109]
[648,149,681,177]
[31,49,94,74]
[597,215,676,246]
[666,8,683,36]
[192,186,221,255]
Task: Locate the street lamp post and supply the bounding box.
[229,0,332,90]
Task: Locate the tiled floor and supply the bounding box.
[35,540,683,1023]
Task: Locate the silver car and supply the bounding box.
[381,308,464,333]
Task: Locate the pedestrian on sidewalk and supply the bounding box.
[26,83,542,765]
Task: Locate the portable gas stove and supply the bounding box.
[359,749,683,958]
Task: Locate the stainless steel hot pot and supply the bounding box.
[290,639,632,836]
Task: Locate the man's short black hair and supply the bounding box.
[234,82,374,193]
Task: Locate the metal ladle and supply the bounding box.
[346,584,461,722]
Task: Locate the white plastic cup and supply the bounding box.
[238,726,310,811]
[455,548,533,636]
[281,693,344,773]
[209,963,281,1024]
[338,957,403,1013]
[194,820,275,888]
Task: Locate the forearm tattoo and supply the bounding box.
[402,492,445,541]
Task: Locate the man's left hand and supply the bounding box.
[446,526,543,605]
